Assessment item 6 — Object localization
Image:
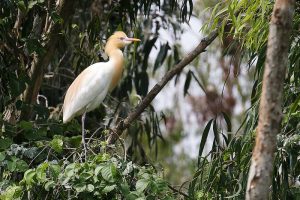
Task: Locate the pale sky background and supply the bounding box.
[147,13,252,158]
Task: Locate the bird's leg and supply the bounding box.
[82,112,87,161]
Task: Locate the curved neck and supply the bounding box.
[107,49,124,63]
[107,49,124,91]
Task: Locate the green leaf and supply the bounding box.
[36,127,47,138]
[134,71,149,96]
[65,163,77,178]
[16,159,29,172]
[222,112,232,144]
[102,184,116,193]
[0,138,12,150]
[68,135,82,148]
[120,182,130,196]
[190,71,206,92]
[26,39,45,55]
[61,177,70,186]
[79,172,93,181]
[17,0,27,12]
[222,112,232,132]
[212,119,219,145]
[154,178,168,192]
[1,185,22,199]
[45,180,55,191]
[72,24,79,30]
[7,160,17,172]
[101,164,117,182]
[9,76,26,99]
[153,42,170,74]
[74,183,86,193]
[143,36,158,69]
[125,192,140,200]
[136,179,149,193]
[36,162,49,181]
[95,165,103,176]
[28,0,38,9]
[122,161,134,175]
[135,198,146,200]
[50,11,63,24]
[50,138,63,153]
[184,70,192,96]
[126,192,141,200]
[49,164,61,179]
[86,184,95,192]
[0,152,5,161]
[19,120,33,130]
[23,169,36,187]
[173,46,180,64]
[197,119,213,167]
[188,0,193,20]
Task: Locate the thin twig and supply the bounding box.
[29,145,48,166]
[105,128,127,160]
[168,184,189,199]
[87,126,102,145]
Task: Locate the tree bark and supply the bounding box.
[20,0,76,120]
[246,0,295,199]
[107,30,218,144]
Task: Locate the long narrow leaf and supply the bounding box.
[198,119,213,167]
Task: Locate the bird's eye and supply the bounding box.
[119,37,125,40]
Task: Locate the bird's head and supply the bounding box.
[105,31,140,54]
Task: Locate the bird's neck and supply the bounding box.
[107,49,124,91]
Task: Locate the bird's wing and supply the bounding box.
[63,62,113,122]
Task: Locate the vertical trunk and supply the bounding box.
[20,0,76,120]
[246,0,295,199]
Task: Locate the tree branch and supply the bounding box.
[168,184,189,198]
[246,0,295,199]
[13,8,25,37]
[107,30,218,144]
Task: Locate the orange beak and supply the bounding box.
[125,37,141,42]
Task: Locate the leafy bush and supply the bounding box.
[0,141,174,199]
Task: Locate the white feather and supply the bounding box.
[63,61,115,123]
[62,31,140,124]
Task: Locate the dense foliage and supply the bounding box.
[0,0,192,199]
[0,0,300,199]
[189,0,300,199]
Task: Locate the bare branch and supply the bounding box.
[13,9,25,37]
[107,30,218,144]
[246,0,295,199]
[168,184,189,198]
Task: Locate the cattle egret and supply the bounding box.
[63,31,140,159]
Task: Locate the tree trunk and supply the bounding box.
[246,0,295,199]
[20,0,76,120]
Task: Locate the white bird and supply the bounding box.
[62,31,140,159]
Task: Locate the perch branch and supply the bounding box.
[107,30,218,144]
[168,184,189,198]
